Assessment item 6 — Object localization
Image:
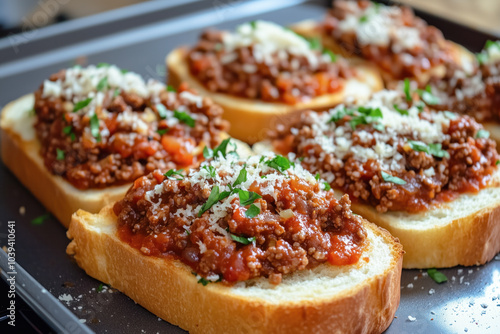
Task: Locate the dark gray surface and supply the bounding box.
[0,1,499,333]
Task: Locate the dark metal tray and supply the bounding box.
[0,0,499,333]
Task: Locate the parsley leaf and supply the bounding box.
[381,171,407,185]
[96,76,108,91]
[497,160,500,166]
[233,167,247,187]
[307,36,322,50]
[174,110,195,128]
[212,138,232,159]
[476,129,490,139]
[328,107,353,123]
[359,15,368,23]
[73,98,92,112]
[63,125,73,135]
[113,88,121,98]
[264,155,292,173]
[156,104,168,119]
[349,107,383,130]
[323,182,331,191]
[444,111,457,119]
[408,141,450,159]
[250,20,257,29]
[97,283,104,292]
[164,169,184,180]
[197,277,210,286]
[203,146,213,159]
[245,204,260,218]
[31,213,50,225]
[202,165,217,178]
[404,78,412,102]
[238,189,262,206]
[230,233,256,245]
[89,114,101,142]
[56,148,65,160]
[427,268,448,284]
[166,85,176,92]
[198,185,220,217]
[315,173,320,181]
[418,86,440,105]
[157,128,168,135]
[393,104,409,116]
[97,62,110,68]
[323,49,337,62]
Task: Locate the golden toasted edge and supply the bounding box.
[0,94,252,227]
[166,46,383,144]
[67,205,403,334]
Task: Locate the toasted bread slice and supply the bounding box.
[166,48,383,144]
[67,205,403,334]
[253,141,500,268]
[0,94,253,227]
[291,20,476,87]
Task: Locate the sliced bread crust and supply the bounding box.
[166,48,383,144]
[253,140,500,268]
[67,205,403,334]
[0,94,253,227]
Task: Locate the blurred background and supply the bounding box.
[0,0,499,39]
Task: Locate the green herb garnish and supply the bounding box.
[164,169,184,180]
[408,141,450,159]
[89,114,101,142]
[97,62,110,68]
[264,155,292,173]
[245,204,260,218]
[31,213,50,225]
[359,15,368,23]
[73,98,92,112]
[476,129,490,139]
[202,165,217,178]
[156,104,168,119]
[96,76,108,91]
[250,20,257,29]
[315,173,320,181]
[97,283,104,292]
[307,36,322,50]
[233,167,247,187]
[198,185,220,217]
[381,171,407,185]
[56,148,65,160]
[167,85,176,92]
[393,104,409,116]
[185,229,191,235]
[238,189,262,206]
[157,128,168,135]
[197,277,209,286]
[323,49,337,62]
[230,233,256,245]
[63,125,73,135]
[444,111,457,119]
[404,78,412,102]
[174,110,195,128]
[418,85,440,105]
[349,107,383,130]
[323,182,331,191]
[427,268,448,284]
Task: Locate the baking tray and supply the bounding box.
[0,0,499,333]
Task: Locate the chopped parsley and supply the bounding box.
[174,110,195,128]
[198,185,220,217]
[96,76,108,91]
[230,233,256,245]
[444,111,457,119]
[205,138,235,159]
[323,49,337,62]
[202,165,217,178]
[315,173,320,181]
[97,283,104,292]
[31,213,50,225]
[250,20,257,29]
[497,160,500,166]
[185,229,191,235]
[349,107,383,130]
[381,171,407,185]
[408,141,450,159]
[113,88,121,98]
[427,268,448,284]
[307,36,322,50]
[166,85,176,92]
[56,148,65,160]
[359,15,368,23]
[475,129,490,139]
[73,98,92,112]
[156,104,168,119]
[245,204,260,218]
[63,125,76,141]
[97,62,110,68]
[322,182,331,191]
[197,277,210,286]
[164,169,184,180]
[157,128,168,135]
[264,155,292,173]
[393,104,409,116]
[404,78,412,102]
[89,114,101,142]
[233,167,247,187]
[417,85,440,105]
[238,189,262,206]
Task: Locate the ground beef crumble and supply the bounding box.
[113,156,367,285]
[188,25,353,104]
[34,68,228,189]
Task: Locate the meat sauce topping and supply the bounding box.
[114,147,367,285]
[271,90,499,213]
[188,20,353,104]
[324,0,454,80]
[34,65,228,189]
[430,41,500,122]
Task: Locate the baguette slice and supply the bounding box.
[0,94,253,227]
[67,205,403,334]
[254,141,500,269]
[291,20,476,87]
[166,48,383,144]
